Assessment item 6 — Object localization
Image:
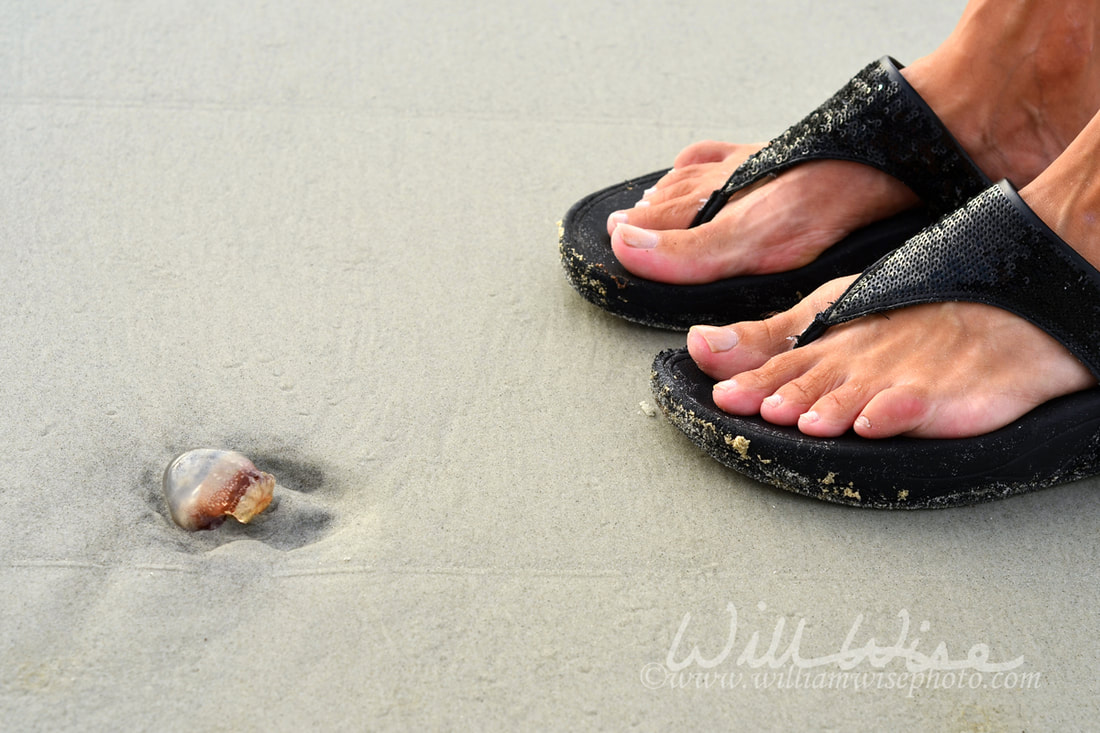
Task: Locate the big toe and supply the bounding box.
[687,275,858,380]
[672,140,759,168]
[687,320,795,381]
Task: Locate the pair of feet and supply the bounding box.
[603,55,1100,440]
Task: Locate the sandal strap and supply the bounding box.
[693,57,989,227]
[797,180,1100,379]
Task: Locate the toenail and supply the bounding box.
[714,379,737,394]
[608,211,628,228]
[642,186,657,199]
[692,325,739,353]
[633,199,650,208]
[799,410,820,424]
[855,416,872,430]
[763,394,783,408]
[617,223,659,249]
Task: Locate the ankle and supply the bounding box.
[904,2,1100,186]
[1021,141,1100,268]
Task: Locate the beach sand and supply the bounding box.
[2,1,1097,729]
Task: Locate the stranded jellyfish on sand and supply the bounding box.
[163,449,275,530]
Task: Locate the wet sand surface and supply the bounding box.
[1,2,1095,729]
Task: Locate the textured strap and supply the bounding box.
[692,57,989,226]
[797,180,1100,379]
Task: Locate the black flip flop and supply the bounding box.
[560,57,989,330]
[651,181,1100,508]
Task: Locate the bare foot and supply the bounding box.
[607,0,1100,285]
[608,149,916,284]
[686,126,1100,440]
[707,295,1095,439]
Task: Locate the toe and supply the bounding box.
[688,325,749,381]
[711,378,772,416]
[688,324,740,362]
[713,350,821,422]
[606,176,730,236]
[672,140,738,167]
[610,224,714,283]
[687,319,792,381]
[759,362,844,426]
[854,385,933,438]
[609,195,708,235]
[687,276,856,381]
[799,381,874,437]
[672,140,760,168]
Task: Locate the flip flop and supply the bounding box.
[651,180,1100,508]
[559,57,990,330]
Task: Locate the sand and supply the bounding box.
[2,1,1097,730]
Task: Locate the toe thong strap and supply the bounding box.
[796,180,1100,380]
[692,57,989,227]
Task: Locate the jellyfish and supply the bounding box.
[163,449,275,530]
